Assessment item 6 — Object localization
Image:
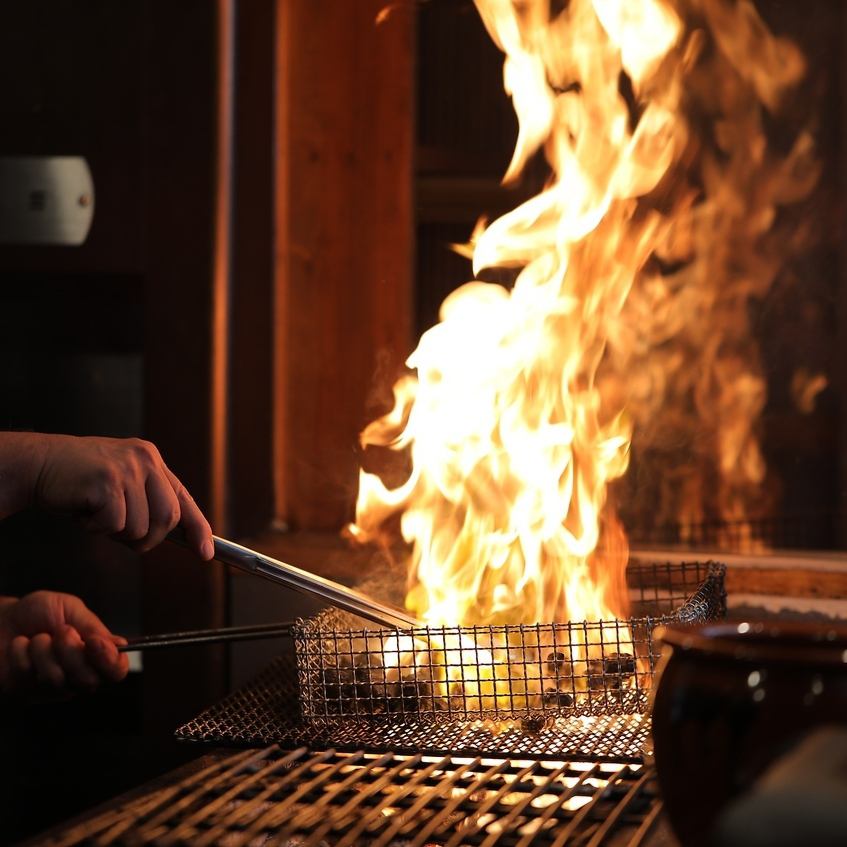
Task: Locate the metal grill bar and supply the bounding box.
[334,754,452,847]
[34,747,662,847]
[165,746,312,846]
[512,765,600,847]
[405,759,512,847]
[223,750,371,847]
[548,767,627,847]
[585,769,654,847]
[189,750,338,847]
[39,748,267,847]
[137,746,301,839]
[290,754,428,844]
[370,756,486,847]
[445,760,562,847]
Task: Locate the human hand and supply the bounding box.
[30,434,214,560]
[0,591,128,698]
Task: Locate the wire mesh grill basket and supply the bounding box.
[292,560,725,726]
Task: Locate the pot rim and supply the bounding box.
[654,620,847,667]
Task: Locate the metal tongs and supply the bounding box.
[121,533,422,652]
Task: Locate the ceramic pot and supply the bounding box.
[650,620,847,845]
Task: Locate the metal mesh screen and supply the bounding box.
[176,654,655,761]
[293,561,725,725]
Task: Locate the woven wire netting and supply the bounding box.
[176,653,656,761]
[293,561,725,726]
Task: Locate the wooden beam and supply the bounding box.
[228,0,276,538]
[273,0,415,531]
[141,0,228,729]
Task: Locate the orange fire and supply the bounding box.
[351,0,817,627]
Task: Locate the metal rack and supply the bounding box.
[34,745,663,847]
[176,654,654,761]
[292,561,726,725]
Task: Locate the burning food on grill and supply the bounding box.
[309,623,640,720]
[294,562,727,728]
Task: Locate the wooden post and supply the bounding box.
[273,0,415,531]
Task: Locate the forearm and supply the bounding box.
[0,432,51,520]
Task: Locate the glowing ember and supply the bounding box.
[350,0,816,628]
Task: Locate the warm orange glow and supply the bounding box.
[351,0,816,627]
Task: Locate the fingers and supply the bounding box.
[83,478,127,536]
[0,593,130,699]
[34,434,214,558]
[164,468,214,560]
[89,441,212,559]
[4,631,127,696]
[62,597,128,682]
[29,632,65,689]
[118,480,150,546]
[133,472,180,553]
[7,635,32,686]
[54,626,99,690]
[84,635,129,683]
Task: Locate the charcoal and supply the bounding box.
[545,651,571,675]
[415,680,432,698]
[603,652,636,675]
[520,714,551,734]
[324,685,340,707]
[542,688,573,707]
[449,696,465,712]
[323,667,341,704]
[401,682,419,701]
[322,668,339,685]
[354,652,383,671]
[587,659,605,691]
[354,666,371,684]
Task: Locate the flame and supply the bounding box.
[351,0,816,625]
[791,368,827,415]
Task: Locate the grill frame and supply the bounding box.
[292,560,726,726]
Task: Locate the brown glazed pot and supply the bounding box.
[650,620,847,845]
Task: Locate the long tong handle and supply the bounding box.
[169,531,423,630]
[119,622,293,652]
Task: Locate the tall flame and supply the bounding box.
[351,0,816,626]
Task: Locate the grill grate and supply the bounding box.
[37,745,663,847]
[293,561,725,725]
[177,654,653,761]
[177,560,724,761]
